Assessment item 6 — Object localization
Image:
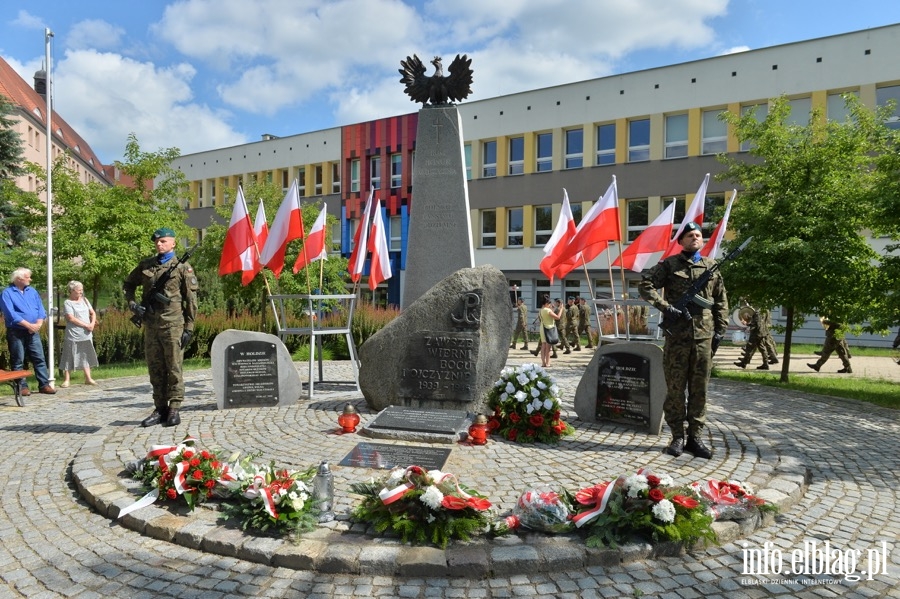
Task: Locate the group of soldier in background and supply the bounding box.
[511,296,595,356]
[732,301,779,370]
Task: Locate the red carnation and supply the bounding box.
[648,488,665,503]
[182,450,194,459]
[646,475,661,488]
[507,429,518,441]
[205,479,216,489]
[190,458,201,467]
[528,414,544,427]
[487,418,501,431]
[553,410,561,420]
[466,496,492,511]
[441,495,468,510]
[672,494,700,509]
[166,488,177,500]
[509,412,521,423]
[192,470,204,480]
[200,450,211,459]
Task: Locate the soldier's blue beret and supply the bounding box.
[677,221,702,240]
[151,227,176,241]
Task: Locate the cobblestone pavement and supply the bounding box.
[0,345,898,599]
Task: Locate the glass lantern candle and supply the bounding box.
[468,413,489,445]
[338,403,361,433]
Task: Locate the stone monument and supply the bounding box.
[573,341,666,435]
[399,54,475,308]
[210,329,303,409]
[359,264,512,413]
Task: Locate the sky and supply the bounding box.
[2,0,900,165]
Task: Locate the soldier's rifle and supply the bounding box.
[130,241,201,328]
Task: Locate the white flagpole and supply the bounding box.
[45,28,56,384]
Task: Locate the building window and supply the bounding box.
[330,223,341,253]
[370,156,381,190]
[571,203,582,227]
[390,154,402,188]
[536,132,553,172]
[314,165,323,195]
[626,199,648,242]
[350,159,360,193]
[331,163,341,194]
[827,91,858,123]
[534,206,553,246]
[740,104,768,151]
[464,144,472,180]
[701,109,728,155]
[628,119,650,162]
[482,140,497,178]
[534,279,552,310]
[788,97,812,127]
[508,136,524,175]
[508,279,523,306]
[390,215,402,251]
[481,210,496,247]
[564,128,583,169]
[595,123,615,165]
[876,85,900,129]
[665,114,688,159]
[507,207,524,247]
[281,170,289,192]
[298,168,306,196]
[565,280,581,299]
[703,193,726,238]
[211,181,217,205]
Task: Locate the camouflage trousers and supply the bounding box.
[511,322,529,347]
[144,323,185,411]
[662,337,712,439]
[565,323,579,348]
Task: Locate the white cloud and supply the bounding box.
[67,20,125,52]
[720,45,751,56]
[54,49,246,161]
[12,9,46,31]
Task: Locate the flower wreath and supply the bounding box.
[485,363,574,443]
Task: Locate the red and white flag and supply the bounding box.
[700,190,736,258]
[292,205,328,273]
[662,173,709,258]
[550,176,620,270]
[259,179,304,278]
[348,186,374,282]
[539,189,577,283]
[368,198,392,291]
[236,199,269,286]
[613,201,677,272]
[219,186,258,278]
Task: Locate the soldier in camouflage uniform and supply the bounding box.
[555,299,572,354]
[808,319,852,374]
[124,227,198,427]
[733,305,776,370]
[639,222,728,459]
[578,297,593,349]
[510,298,529,350]
[566,297,581,351]
[759,309,779,365]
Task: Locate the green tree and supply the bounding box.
[717,95,892,381]
[0,94,36,259]
[868,122,900,332]
[0,94,24,178]
[190,180,349,320]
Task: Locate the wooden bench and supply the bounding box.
[0,369,32,407]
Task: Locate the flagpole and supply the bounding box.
[581,257,603,348]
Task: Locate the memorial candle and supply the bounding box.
[338,404,361,433]
[468,413,489,445]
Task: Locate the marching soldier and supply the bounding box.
[566,297,581,351]
[578,297,594,349]
[808,318,852,374]
[510,298,530,351]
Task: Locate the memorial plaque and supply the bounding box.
[225,340,279,408]
[367,406,470,435]
[398,331,479,404]
[340,442,452,471]
[595,352,651,426]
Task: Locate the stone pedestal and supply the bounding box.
[401,105,474,308]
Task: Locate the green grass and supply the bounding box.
[713,368,899,410]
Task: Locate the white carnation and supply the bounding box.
[420,485,445,510]
[625,474,649,498]
[652,499,676,523]
[526,403,535,414]
[515,390,527,402]
[543,398,554,410]
[516,373,530,386]
[506,382,516,394]
[531,388,540,398]
[537,380,547,390]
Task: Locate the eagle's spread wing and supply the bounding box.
[399,55,430,105]
[446,54,473,103]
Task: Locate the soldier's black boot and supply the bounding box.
[530,349,539,357]
[756,363,769,370]
[141,408,167,427]
[164,408,181,427]
[665,437,685,457]
[733,361,747,369]
[509,344,516,349]
[837,365,853,373]
[685,437,713,459]
[520,345,529,350]
[807,363,821,372]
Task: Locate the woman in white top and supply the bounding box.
[59,280,99,387]
[537,295,562,367]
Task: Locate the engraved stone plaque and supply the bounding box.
[595,352,651,427]
[367,406,470,435]
[225,340,279,408]
[398,331,479,405]
[339,442,452,471]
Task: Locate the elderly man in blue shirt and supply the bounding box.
[1,268,56,395]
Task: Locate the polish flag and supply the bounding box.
[219,186,258,278]
[293,205,328,273]
[259,179,304,278]
[539,189,577,283]
[348,186,374,282]
[236,200,269,286]
[700,191,736,258]
[550,176,620,270]
[367,198,393,291]
[662,173,709,258]
[613,201,677,272]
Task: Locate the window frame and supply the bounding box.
[370,156,382,190]
[628,119,650,162]
[595,123,616,166]
[350,159,360,193]
[507,207,524,247]
[534,205,553,246]
[701,109,728,155]
[536,132,553,172]
[480,209,497,248]
[626,198,648,242]
[564,128,583,169]
[482,140,497,178]
[508,136,524,175]
[664,113,689,159]
[390,153,402,189]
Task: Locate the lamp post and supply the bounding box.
[44,28,55,383]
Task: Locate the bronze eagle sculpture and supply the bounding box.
[399,54,473,107]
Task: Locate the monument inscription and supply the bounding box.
[367,406,470,435]
[340,442,452,471]
[398,331,479,404]
[595,352,651,426]
[225,340,279,408]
